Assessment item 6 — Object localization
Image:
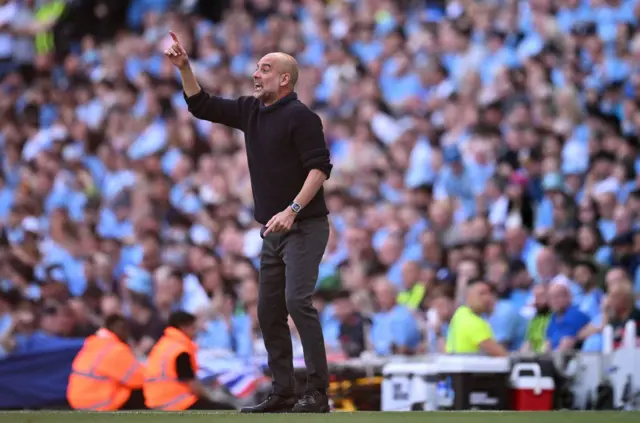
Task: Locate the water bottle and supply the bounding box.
[436,380,448,409]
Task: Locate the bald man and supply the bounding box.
[165,33,332,413]
[546,280,590,352]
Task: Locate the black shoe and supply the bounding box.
[240,394,297,413]
[292,390,330,413]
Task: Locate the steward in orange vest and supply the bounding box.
[67,314,145,410]
[144,311,230,410]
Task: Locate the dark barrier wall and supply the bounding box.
[0,338,84,410]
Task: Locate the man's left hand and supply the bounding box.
[264,208,296,236]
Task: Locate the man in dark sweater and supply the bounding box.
[165,32,332,413]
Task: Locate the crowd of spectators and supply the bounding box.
[1,0,640,363]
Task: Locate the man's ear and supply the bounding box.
[280,73,290,87]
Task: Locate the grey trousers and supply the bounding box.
[258,216,330,396]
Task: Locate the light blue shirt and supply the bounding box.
[97,209,134,240]
[128,120,167,160]
[534,197,553,232]
[197,314,252,357]
[0,187,13,222]
[521,238,543,281]
[577,288,604,320]
[321,305,342,351]
[175,274,210,315]
[404,139,436,187]
[434,166,476,218]
[371,305,421,356]
[488,299,526,351]
[582,313,604,353]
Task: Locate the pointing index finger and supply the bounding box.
[169,31,179,43]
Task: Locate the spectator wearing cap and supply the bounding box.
[370,279,421,356]
[545,278,590,352]
[434,145,477,222]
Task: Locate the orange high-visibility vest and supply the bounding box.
[143,327,199,411]
[67,329,144,411]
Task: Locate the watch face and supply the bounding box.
[292,203,301,213]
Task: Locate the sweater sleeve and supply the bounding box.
[290,109,333,179]
[184,89,253,131]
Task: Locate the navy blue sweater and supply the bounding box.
[185,90,332,224]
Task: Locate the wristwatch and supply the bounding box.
[290,201,302,214]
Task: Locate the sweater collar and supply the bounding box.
[259,92,298,113]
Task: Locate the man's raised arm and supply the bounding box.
[165,31,251,130]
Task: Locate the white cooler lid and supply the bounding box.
[512,376,555,390]
[437,355,510,373]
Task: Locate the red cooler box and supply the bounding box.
[510,362,555,410]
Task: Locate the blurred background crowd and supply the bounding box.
[1,0,640,363]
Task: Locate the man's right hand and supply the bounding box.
[164,31,189,70]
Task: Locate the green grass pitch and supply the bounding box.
[0,411,639,423]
